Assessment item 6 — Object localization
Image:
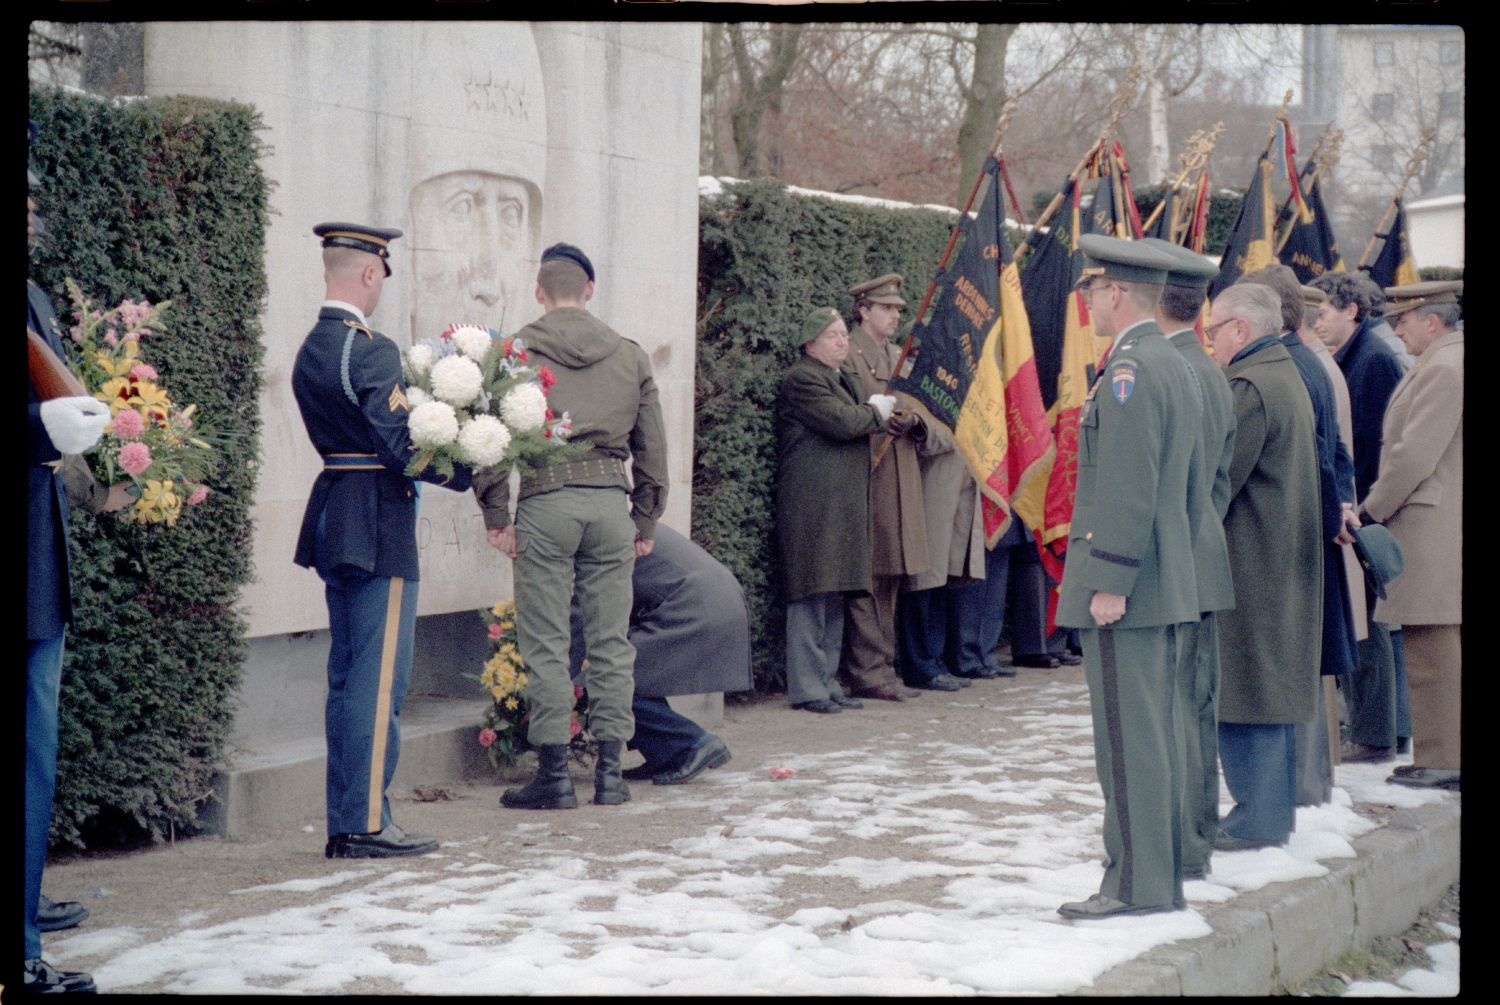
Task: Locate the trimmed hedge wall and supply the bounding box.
[694,181,954,692]
[29,88,269,849]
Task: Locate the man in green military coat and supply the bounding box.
[1056,235,1201,920]
[1140,238,1237,881]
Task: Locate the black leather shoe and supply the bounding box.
[622,760,664,781]
[23,958,97,994]
[911,674,963,692]
[1182,862,1209,880]
[830,693,864,709]
[1057,894,1178,920]
[502,744,579,809]
[792,699,842,714]
[952,665,1003,680]
[37,894,90,932]
[851,685,919,702]
[327,823,438,859]
[1011,654,1061,669]
[1213,831,1287,852]
[1341,740,1395,763]
[1055,651,1083,666]
[592,740,631,805]
[1386,766,1460,791]
[654,736,732,785]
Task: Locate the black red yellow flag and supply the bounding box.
[1208,155,1276,299]
[1362,199,1420,290]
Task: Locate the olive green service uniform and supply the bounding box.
[1057,240,1201,913]
[474,305,668,747]
[838,275,929,696]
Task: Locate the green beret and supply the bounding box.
[1137,237,1219,290]
[1076,234,1175,287]
[798,306,842,345]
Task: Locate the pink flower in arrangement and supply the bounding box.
[103,331,119,348]
[487,623,503,641]
[118,441,153,477]
[478,727,498,748]
[129,363,158,381]
[186,485,210,506]
[569,716,582,739]
[69,326,83,345]
[110,409,145,440]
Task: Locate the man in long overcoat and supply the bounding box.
[1313,271,1410,762]
[839,274,928,701]
[1208,284,1322,851]
[777,306,893,712]
[1361,281,1463,791]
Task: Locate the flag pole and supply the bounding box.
[871,98,1017,469]
[1139,121,1224,237]
[1356,129,1435,271]
[1020,65,1143,258]
[1274,128,1342,255]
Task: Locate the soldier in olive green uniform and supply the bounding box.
[1140,238,1238,881]
[1056,236,1201,920]
[475,243,668,811]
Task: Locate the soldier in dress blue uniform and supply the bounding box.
[292,222,474,859]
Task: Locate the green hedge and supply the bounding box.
[694,181,954,692]
[29,88,269,849]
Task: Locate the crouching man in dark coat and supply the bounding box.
[569,523,750,784]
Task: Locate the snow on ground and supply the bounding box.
[45,677,1454,995]
[1343,931,1460,997]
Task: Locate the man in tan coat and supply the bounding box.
[839,274,929,702]
[1360,281,1463,791]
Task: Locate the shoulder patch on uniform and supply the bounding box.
[1109,359,1138,404]
[388,385,410,413]
[343,318,374,339]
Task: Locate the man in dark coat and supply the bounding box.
[1312,271,1409,764]
[1241,265,1358,807]
[1208,283,1322,851]
[26,159,112,993]
[1139,238,1236,881]
[293,222,474,858]
[569,523,749,784]
[777,306,894,713]
[1055,236,1199,920]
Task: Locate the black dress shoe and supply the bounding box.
[1213,831,1287,852]
[1055,651,1083,666]
[327,823,438,859]
[792,699,842,714]
[952,665,1002,680]
[1386,766,1460,791]
[622,760,664,781]
[654,736,732,785]
[1011,653,1061,669]
[851,685,919,701]
[23,958,97,994]
[37,894,90,933]
[1057,894,1178,920]
[913,673,968,691]
[830,692,864,709]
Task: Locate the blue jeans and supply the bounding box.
[629,696,709,769]
[26,635,66,960]
[1218,721,1297,843]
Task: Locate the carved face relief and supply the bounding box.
[410,171,535,339]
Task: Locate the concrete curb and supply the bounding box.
[1087,796,1461,995]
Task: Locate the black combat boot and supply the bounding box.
[592,741,631,805]
[500,744,578,809]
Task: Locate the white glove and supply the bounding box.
[866,393,897,422]
[39,396,111,455]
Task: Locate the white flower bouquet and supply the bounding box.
[401,323,576,480]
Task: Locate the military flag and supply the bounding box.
[887,156,1054,546]
[1278,162,1345,283]
[1362,198,1420,289]
[1144,183,1178,243]
[1020,179,1105,595]
[1207,154,1276,298]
